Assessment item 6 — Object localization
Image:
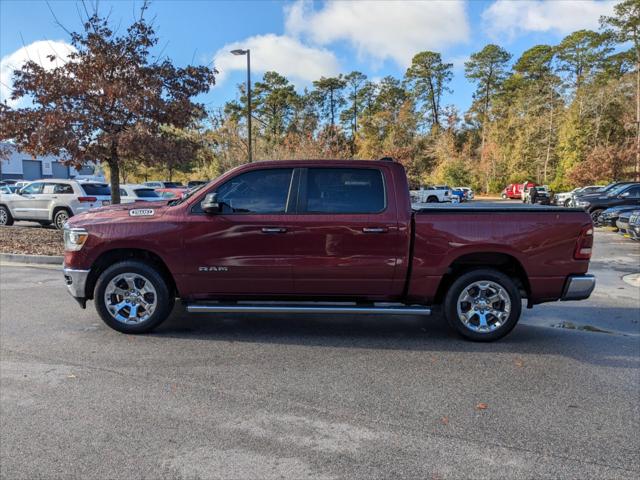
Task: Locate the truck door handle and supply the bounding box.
[362,227,388,233]
[261,227,287,234]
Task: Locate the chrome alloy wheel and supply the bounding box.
[104,273,157,324]
[55,211,69,229]
[0,208,7,225]
[456,280,511,333]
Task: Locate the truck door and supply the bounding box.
[292,166,403,297]
[183,167,297,296]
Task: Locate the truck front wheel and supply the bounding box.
[94,260,174,334]
[444,269,521,342]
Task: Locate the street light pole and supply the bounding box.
[231,48,252,162]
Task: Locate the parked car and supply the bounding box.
[501,182,535,200]
[451,188,466,202]
[144,181,184,189]
[628,210,640,240]
[524,185,551,205]
[566,185,605,206]
[155,187,188,199]
[13,180,30,190]
[62,159,595,342]
[0,179,111,229]
[459,187,474,201]
[410,185,452,203]
[575,183,640,222]
[573,181,636,207]
[616,210,634,235]
[554,188,581,207]
[119,184,162,203]
[597,205,640,228]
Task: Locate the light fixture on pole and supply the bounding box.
[231,48,252,163]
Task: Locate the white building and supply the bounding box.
[0,143,103,181]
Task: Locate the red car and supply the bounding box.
[62,159,594,341]
[502,182,536,200]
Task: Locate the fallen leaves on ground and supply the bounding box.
[514,358,525,368]
[0,225,63,256]
[475,402,489,410]
[440,416,449,425]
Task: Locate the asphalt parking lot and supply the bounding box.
[1,229,638,479]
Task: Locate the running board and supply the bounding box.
[186,302,431,316]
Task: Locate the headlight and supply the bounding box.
[577,201,590,207]
[64,227,89,252]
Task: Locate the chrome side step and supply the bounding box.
[186,302,431,316]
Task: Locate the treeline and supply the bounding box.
[1,1,637,195]
[184,0,637,192]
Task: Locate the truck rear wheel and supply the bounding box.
[94,260,174,334]
[444,269,521,342]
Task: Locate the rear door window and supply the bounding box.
[81,183,111,196]
[302,168,385,214]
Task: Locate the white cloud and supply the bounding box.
[1,40,76,107]
[482,0,617,40]
[284,0,469,68]
[213,34,340,85]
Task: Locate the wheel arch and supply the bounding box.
[51,205,73,221]
[433,252,530,305]
[85,248,178,300]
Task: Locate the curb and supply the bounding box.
[0,253,63,265]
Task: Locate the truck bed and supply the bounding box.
[408,206,592,305]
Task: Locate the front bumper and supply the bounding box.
[63,265,90,307]
[561,274,596,301]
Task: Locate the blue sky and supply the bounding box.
[0,1,618,113]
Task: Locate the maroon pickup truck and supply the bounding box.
[62,159,595,341]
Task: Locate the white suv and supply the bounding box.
[0,179,111,229]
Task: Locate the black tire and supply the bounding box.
[563,199,571,207]
[427,196,438,203]
[444,269,522,342]
[501,193,507,199]
[53,209,71,230]
[94,260,175,334]
[0,205,14,226]
[589,209,603,224]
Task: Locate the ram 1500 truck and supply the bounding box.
[62,159,596,341]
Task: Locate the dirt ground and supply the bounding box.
[0,225,63,256]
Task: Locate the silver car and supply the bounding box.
[0,179,111,229]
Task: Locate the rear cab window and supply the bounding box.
[302,168,386,214]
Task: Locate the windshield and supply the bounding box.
[164,182,183,188]
[167,183,206,206]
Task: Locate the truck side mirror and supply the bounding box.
[201,193,222,214]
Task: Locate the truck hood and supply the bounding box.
[67,200,171,228]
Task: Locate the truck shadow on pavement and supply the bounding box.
[150,304,640,370]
